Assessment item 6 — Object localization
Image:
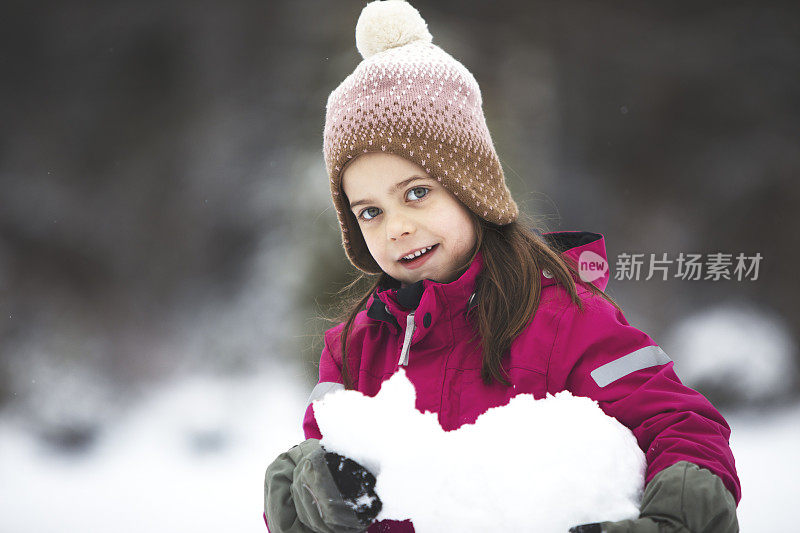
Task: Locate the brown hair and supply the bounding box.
[325,211,621,389]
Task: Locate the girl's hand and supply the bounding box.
[264,438,382,533]
[568,461,738,533]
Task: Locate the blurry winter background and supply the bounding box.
[0,0,798,531]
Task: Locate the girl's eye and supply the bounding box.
[360,206,381,221]
[407,186,429,201]
[357,187,429,222]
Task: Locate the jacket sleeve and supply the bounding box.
[303,327,346,440]
[546,290,741,504]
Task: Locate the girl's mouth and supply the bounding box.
[398,244,439,269]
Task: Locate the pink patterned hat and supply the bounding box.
[323,0,519,273]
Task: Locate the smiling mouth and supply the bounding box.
[399,244,439,265]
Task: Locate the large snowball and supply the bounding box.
[314,370,645,532]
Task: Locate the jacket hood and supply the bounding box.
[366,231,609,328]
[544,230,609,291]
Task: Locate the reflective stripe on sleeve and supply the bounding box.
[306,381,344,408]
[590,345,672,387]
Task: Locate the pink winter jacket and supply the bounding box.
[298,231,740,532]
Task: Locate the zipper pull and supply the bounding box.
[399,311,416,366]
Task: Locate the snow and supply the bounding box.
[665,303,797,403]
[0,366,797,532]
[0,368,306,533]
[314,370,645,532]
[727,402,800,532]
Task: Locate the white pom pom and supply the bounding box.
[355,0,433,59]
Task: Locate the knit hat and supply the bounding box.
[323,0,519,274]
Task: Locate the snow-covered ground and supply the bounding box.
[0,367,306,532]
[727,401,800,532]
[0,367,797,532]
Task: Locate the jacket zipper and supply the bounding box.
[399,311,416,366]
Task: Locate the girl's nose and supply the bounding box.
[386,212,416,241]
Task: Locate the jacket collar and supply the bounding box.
[366,251,484,332]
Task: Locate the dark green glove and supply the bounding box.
[264,438,381,533]
[569,461,738,533]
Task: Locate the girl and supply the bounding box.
[264,1,740,532]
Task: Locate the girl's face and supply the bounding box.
[342,152,478,285]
